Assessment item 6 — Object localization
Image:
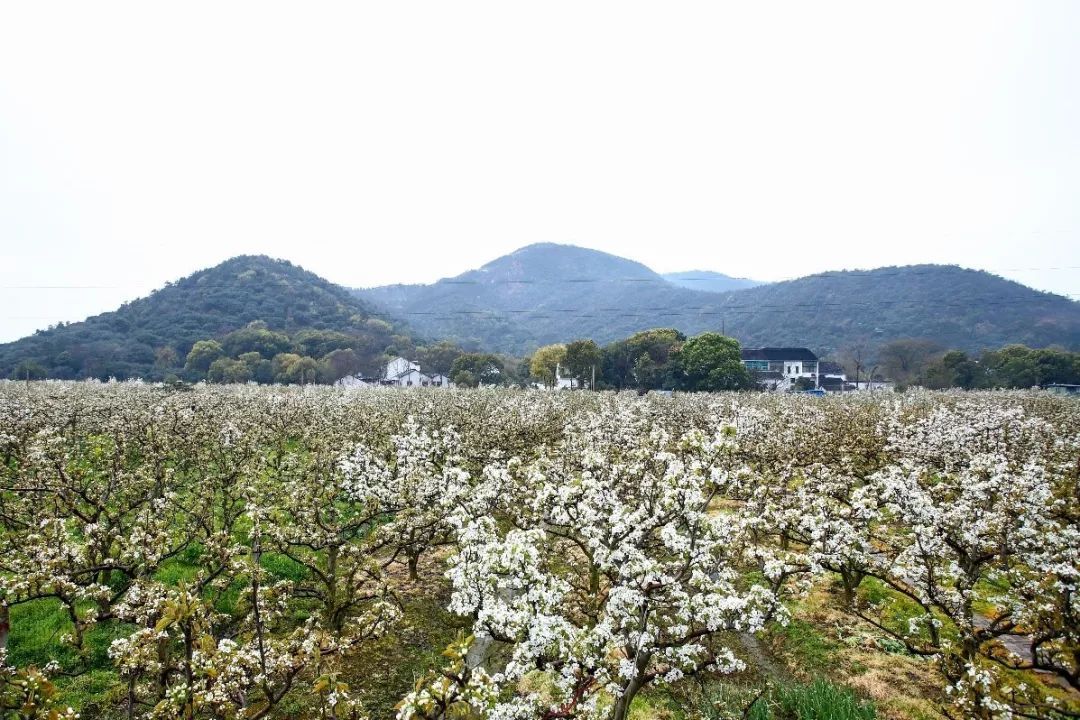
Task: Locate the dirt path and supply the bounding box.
[739,632,792,683]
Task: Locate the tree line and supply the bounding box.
[170,326,754,391]
[13,317,1079,394]
[10,322,748,391]
[837,338,1080,390]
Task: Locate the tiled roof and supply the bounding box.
[740,347,818,362]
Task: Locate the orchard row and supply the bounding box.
[0,382,1077,719]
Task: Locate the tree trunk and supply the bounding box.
[609,651,650,720]
[326,544,340,628]
[127,675,137,720]
[0,603,8,653]
[156,634,170,699]
[609,677,645,720]
[839,567,865,607]
[408,549,420,581]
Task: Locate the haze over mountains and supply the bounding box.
[356,243,1080,355]
[661,271,763,293]
[1,244,1078,381]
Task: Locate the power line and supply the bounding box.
[11,294,1079,323]
[2,265,1079,290]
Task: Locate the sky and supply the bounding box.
[2,1,1079,342]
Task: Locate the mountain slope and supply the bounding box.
[662,270,763,293]
[0,256,408,380]
[718,265,1079,353]
[359,243,708,353]
[356,245,1080,355]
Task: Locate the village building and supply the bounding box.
[740,347,819,391]
[335,356,454,388]
[532,362,584,390]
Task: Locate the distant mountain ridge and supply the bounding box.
[662,270,763,293]
[355,243,1080,355]
[3,246,1078,380]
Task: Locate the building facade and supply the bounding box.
[740,347,819,391]
[335,357,454,388]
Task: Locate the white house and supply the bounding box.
[384,357,421,382]
[335,374,377,389]
[533,362,584,390]
[741,347,819,392]
[336,357,455,388]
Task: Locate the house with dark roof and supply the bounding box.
[740,347,819,391]
[335,357,453,388]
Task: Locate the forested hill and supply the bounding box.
[5,248,1078,380]
[0,256,411,380]
[721,265,1080,353]
[356,244,1080,355]
[358,243,707,354]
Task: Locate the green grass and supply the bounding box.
[261,551,310,582]
[756,680,877,720]
[856,578,958,652]
[6,599,133,717]
[7,599,83,669]
[342,585,466,719]
[628,687,692,719]
[766,618,840,675]
[696,680,877,720]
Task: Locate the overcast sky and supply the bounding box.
[2,1,1078,342]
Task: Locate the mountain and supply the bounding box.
[356,244,1080,355]
[5,247,1077,380]
[721,265,1080,354]
[0,256,409,380]
[662,270,763,293]
[359,243,705,354]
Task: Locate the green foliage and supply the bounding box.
[272,353,319,384]
[696,681,877,720]
[601,328,685,390]
[761,681,877,720]
[291,328,355,359]
[0,255,412,381]
[530,344,567,387]
[184,340,225,373]
[676,332,752,391]
[320,347,364,383]
[416,341,466,376]
[982,344,1080,387]
[8,360,47,381]
[206,357,252,383]
[220,321,292,358]
[563,339,602,386]
[917,344,1080,389]
[450,353,503,387]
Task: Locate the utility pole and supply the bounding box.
[591,364,595,390]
